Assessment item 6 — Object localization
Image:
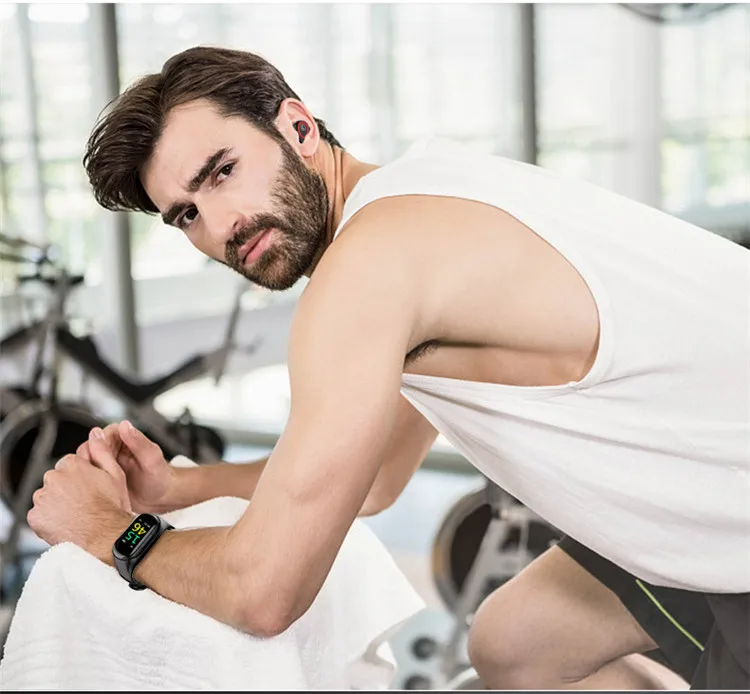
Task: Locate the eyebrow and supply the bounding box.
[161,147,230,227]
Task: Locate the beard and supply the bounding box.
[223,138,329,291]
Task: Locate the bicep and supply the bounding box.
[282,259,416,516]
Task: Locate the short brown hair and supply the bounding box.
[83,45,342,214]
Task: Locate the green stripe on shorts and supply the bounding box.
[635,578,705,652]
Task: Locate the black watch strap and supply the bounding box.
[113,513,174,590]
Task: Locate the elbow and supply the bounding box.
[359,493,396,517]
[225,542,303,638]
[245,614,293,639]
[238,594,297,638]
[234,571,310,638]
[360,483,401,517]
[225,537,296,637]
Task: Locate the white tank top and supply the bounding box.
[333,137,750,593]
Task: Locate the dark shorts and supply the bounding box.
[557,537,750,689]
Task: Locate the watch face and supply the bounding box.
[114,514,158,557]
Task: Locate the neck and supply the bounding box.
[305,143,378,276]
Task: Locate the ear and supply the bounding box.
[275,98,320,159]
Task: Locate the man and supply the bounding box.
[29,46,749,689]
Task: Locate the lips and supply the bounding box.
[238,229,271,265]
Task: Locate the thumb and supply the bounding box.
[119,420,164,467]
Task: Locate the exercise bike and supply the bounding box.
[0,232,260,601]
[393,474,678,689]
[390,477,562,690]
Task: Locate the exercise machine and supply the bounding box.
[0,232,260,602]
[391,478,562,689]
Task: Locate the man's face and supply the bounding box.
[141,100,329,290]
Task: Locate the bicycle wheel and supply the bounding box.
[431,488,562,615]
[0,386,35,422]
[0,399,107,508]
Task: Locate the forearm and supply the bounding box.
[99,515,249,633]
[169,457,390,518]
[356,455,425,517]
[163,458,268,512]
[357,410,437,516]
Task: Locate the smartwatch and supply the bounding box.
[112,513,174,590]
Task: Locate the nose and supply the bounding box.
[201,197,243,248]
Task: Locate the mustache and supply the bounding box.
[224,213,285,266]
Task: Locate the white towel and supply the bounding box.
[0,460,425,690]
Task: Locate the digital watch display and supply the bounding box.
[112,513,173,590]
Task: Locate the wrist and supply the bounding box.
[114,513,174,590]
[159,463,197,513]
[95,510,135,566]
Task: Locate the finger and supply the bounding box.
[84,433,137,471]
[87,428,127,484]
[78,439,136,474]
[53,453,84,474]
[115,452,138,472]
[101,423,125,457]
[26,506,38,532]
[119,420,164,468]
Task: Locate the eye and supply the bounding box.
[178,206,198,230]
[217,162,234,181]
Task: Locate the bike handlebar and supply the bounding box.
[0,232,57,270]
[0,232,50,253]
[17,274,86,288]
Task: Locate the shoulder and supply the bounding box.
[304,195,452,306]
[293,192,528,348]
[291,197,437,349]
[328,192,528,284]
[312,196,431,289]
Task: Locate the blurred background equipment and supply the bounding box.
[619,3,733,24]
[390,481,563,690]
[0,231,259,606]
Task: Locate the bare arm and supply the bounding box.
[86,219,429,637]
[168,458,268,509]
[170,411,434,515]
[87,401,431,635]
[81,424,270,513]
[359,397,437,516]
[162,400,435,517]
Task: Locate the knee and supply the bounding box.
[467,587,546,688]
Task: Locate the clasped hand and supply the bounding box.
[27,421,175,562]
